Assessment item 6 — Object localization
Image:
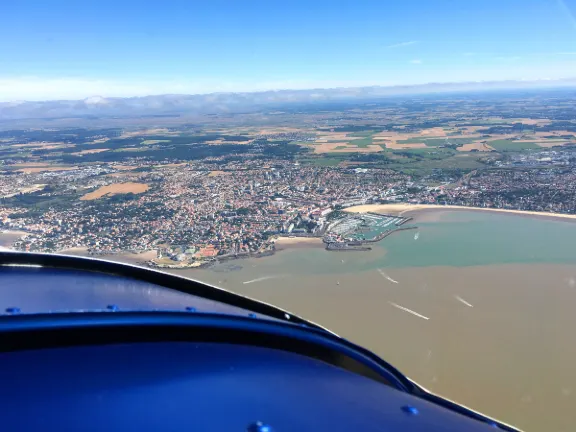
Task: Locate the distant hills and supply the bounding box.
[1,78,576,121]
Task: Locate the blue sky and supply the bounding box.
[2,0,576,100]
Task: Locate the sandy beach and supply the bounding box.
[273,236,324,249]
[344,203,576,222]
[0,230,27,249]
[68,250,159,265]
[107,250,158,264]
[0,230,28,236]
[59,247,90,255]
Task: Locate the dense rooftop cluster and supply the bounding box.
[3,148,576,264]
[0,160,408,260]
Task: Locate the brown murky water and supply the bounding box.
[183,263,576,432]
[3,221,576,430]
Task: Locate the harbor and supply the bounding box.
[323,213,416,251]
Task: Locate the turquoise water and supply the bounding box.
[194,211,576,432]
[221,211,576,276]
[380,211,576,267]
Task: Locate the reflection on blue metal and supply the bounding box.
[185,306,197,312]
[0,342,509,431]
[401,406,419,416]
[247,421,273,432]
[0,267,270,319]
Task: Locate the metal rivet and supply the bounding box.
[401,405,419,416]
[185,307,196,312]
[247,421,272,432]
[5,307,20,315]
[106,304,119,311]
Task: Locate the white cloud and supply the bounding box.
[410,59,423,64]
[2,68,576,102]
[0,77,188,101]
[0,76,405,102]
[386,41,419,49]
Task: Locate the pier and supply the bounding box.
[326,243,372,252]
[323,212,417,250]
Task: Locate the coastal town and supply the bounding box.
[3,91,576,267]
[2,148,576,268]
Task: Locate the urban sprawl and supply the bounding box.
[3,91,576,267]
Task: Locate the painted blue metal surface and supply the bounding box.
[0,342,502,432]
[0,252,324,329]
[0,253,520,431]
[0,267,265,318]
[0,311,413,391]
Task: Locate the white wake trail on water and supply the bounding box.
[243,275,285,285]
[455,295,474,307]
[388,301,430,320]
[377,268,399,284]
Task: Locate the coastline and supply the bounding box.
[344,203,576,222]
[0,233,322,270]
[0,230,28,236]
[0,230,27,250]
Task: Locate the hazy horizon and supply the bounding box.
[2,78,576,122]
[3,77,576,104]
[4,0,576,100]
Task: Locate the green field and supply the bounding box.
[386,147,455,155]
[348,137,373,148]
[488,140,541,151]
[378,145,444,154]
[290,141,316,146]
[386,154,485,172]
[112,147,149,152]
[432,137,477,146]
[396,137,477,147]
[396,138,423,144]
[300,157,342,167]
[141,139,170,145]
[347,131,375,137]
